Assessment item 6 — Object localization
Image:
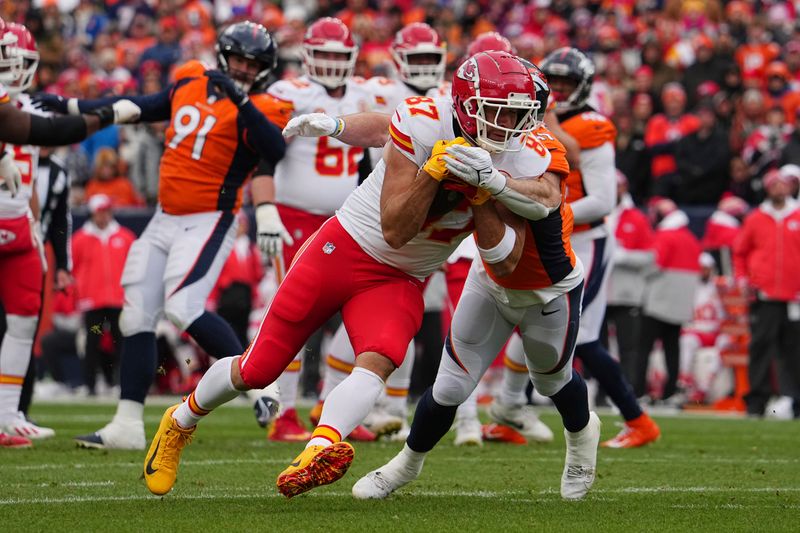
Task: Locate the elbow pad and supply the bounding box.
[493,187,551,221]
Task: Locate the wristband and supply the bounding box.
[477,224,516,264]
[331,117,346,138]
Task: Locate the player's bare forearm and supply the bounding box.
[544,111,580,168]
[472,201,525,278]
[380,146,440,249]
[339,112,391,147]
[251,175,277,205]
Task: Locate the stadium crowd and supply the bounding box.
[1,0,799,457]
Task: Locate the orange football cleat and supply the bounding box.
[481,423,527,445]
[601,413,661,448]
[268,408,312,442]
[276,442,355,498]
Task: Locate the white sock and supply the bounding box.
[456,388,479,421]
[321,323,355,401]
[308,367,384,448]
[112,399,144,424]
[0,315,37,421]
[384,341,414,418]
[386,443,426,480]
[173,356,240,428]
[276,353,302,414]
[498,333,529,406]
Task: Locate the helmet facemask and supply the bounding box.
[462,93,540,153]
[302,46,357,89]
[392,48,445,90]
[0,32,22,86]
[8,47,38,95]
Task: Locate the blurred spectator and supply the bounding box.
[683,35,727,108]
[675,101,731,204]
[741,106,793,180]
[71,195,135,395]
[636,198,702,402]
[762,62,800,126]
[734,170,800,418]
[606,171,654,384]
[677,253,726,405]
[38,288,84,392]
[701,195,749,265]
[644,83,699,199]
[208,215,264,349]
[639,37,679,95]
[615,108,651,203]
[84,148,143,207]
[140,16,182,85]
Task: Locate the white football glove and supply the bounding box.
[282,113,341,138]
[0,151,21,197]
[443,144,506,195]
[112,100,142,124]
[255,203,294,259]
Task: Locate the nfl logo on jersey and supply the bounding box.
[323,242,336,254]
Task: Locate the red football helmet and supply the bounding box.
[0,17,23,86]
[302,17,358,89]
[6,23,38,95]
[466,32,515,57]
[391,23,446,91]
[451,51,540,152]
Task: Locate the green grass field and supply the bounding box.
[2,402,798,532]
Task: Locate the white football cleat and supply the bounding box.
[561,411,601,501]
[352,449,423,500]
[363,408,403,438]
[489,402,554,442]
[75,417,146,450]
[3,412,55,440]
[453,416,483,447]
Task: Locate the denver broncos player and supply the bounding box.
[140,51,596,501]
[252,17,375,443]
[34,22,290,450]
[538,47,660,448]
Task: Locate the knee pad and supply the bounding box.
[530,365,572,397]
[432,371,476,407]
[119,299,160,337]
[164,297,200,333]
[6,314,39,339]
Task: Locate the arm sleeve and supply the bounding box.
[76,85,175,122]
[239,100,287,165]
[570,142,617,225]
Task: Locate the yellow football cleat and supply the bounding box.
[143,404,195,495]
[276,442,355,498]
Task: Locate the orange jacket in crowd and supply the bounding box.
[85,177,144,208]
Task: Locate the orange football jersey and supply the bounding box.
[560,109,617,233]
[483,130,577,291]
[158,62,292,215]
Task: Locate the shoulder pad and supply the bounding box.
[562,111,616,149]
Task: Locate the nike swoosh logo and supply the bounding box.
[290,460,301,467]
[145,438,161,475]
[541,308,559,316]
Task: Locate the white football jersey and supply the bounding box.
[337,97,556,280]
[0,94,42,219]
[268,77,373,215]
[362,76,451,165]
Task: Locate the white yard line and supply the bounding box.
[3,486,799,506]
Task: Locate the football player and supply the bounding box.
[141,52,597,502]
[34,22,290,450]
[253,17,376,443]
[538,48,660,448]
[0,22,56,447]
[349,55,599,501]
